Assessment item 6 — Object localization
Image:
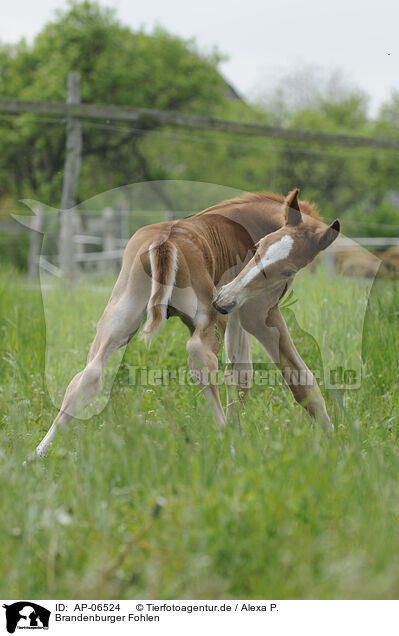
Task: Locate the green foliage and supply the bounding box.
[0,230,29,270]
[290,95,369,134]
[1,0,399,269]
[345,200,399,238]
[374,92,399,138]
[0,268,398,598]
[19,1,224,110]
[0,1,226,205]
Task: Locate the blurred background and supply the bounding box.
[1,0,399,275]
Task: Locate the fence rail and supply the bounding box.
[2,73,399,279]
[332,237,399,248]
[1,96,399,151]
[1,215,398,279]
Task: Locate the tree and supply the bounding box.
[374,92,399,139]
[252,65,369,128]
[0,0,227,207]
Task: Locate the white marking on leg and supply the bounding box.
[141,241,178,346]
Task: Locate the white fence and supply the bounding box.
[28,204,131,278]
[2,212,398,279]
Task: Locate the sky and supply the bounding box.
[1,0,398,115]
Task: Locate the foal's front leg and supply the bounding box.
[224,310,253,419]
[240,302,332,431]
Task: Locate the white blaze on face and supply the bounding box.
[240,234,294,288]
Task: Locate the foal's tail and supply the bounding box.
[141,240,178,346]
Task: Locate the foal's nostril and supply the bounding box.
[213,300,236,315]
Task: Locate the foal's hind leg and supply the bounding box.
[35,290,147,457]
[224,311,253,419]
[186,313,226,427]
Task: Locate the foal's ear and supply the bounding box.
[284,188,302,226]
[316,219,341,252]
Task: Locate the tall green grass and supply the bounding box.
[0,265,398,599]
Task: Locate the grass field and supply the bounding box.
[0,264,399,599]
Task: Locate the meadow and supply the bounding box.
[0,264,398,599]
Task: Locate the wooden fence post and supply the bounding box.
[102,207,115,253]
[99,207,115,273]
[28,206,43,278]
[59,72,82,279]
[72,211,84,265]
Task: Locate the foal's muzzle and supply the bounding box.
[212,296,237,315]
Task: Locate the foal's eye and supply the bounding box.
[282,270,295,277]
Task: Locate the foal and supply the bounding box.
[213,189,340,429]
[34,188,339,457]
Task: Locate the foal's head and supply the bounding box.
[213,188,340,314]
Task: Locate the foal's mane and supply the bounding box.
[200,191,321,220]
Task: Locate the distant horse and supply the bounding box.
[34,188,340,457]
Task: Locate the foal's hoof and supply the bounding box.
[23,448,44,466]
[323,419,335,436]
